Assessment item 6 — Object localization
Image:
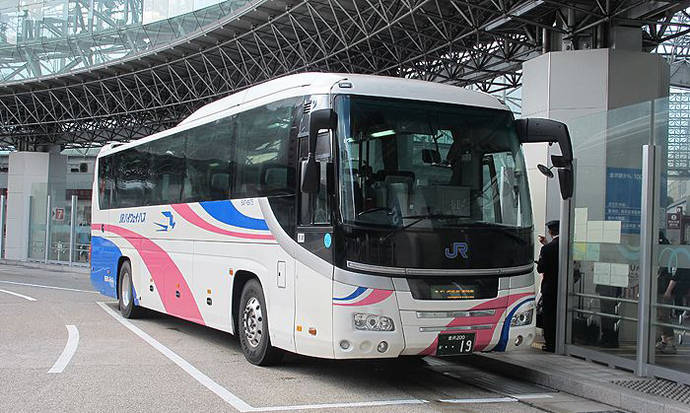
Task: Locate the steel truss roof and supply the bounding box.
[0,0,688,149]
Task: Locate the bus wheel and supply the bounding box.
[118,261,142,319]
[239,279,284,366]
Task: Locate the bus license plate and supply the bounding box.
[436,332,475,356]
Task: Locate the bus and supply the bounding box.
[90,72,573,365]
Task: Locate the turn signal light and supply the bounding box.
[308,327,317,336]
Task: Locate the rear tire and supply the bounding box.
[118,261,142,318]
[238,279,284,366]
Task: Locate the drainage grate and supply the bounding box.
[611,378,690,404]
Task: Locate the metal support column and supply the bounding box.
[44,195,51,263]
[556,165,574,355]
[69,195,77,266]
[636,144,656,376]
[25,195,32,260]
[0,195,5,259]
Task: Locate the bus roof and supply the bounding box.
[98,72,508,157]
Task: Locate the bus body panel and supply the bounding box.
[294,261,334,358]
[90,72,539,361]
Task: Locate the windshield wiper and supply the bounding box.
[357,207,394,217]
[380,214,464,241]
[380,216,527,243]
[447,222,528,243]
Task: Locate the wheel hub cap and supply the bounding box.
[243,297,263,348]
[122,274,131,307]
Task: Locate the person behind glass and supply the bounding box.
[537,220,560,352]
[656,231,676,354]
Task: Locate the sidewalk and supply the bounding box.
[0,259,89,274]
[468,348,690,413]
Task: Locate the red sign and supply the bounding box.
[53,208,65,222]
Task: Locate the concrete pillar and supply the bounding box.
[6,149,67,260]
[522,49,669,243]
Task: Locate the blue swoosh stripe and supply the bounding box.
[494,297,535,352]
[333,286,368,301]
[199,200,269,231]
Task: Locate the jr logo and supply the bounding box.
[154,211,176,232]
[445,242,469,259]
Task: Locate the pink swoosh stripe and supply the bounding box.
[418,292,533,355]
[93,224,205,325]
[172,203,275,240]
[333,289,393,306]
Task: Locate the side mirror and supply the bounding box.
[537,164,554,178]
[302,108,337,193]
[516,118,574,200]
[515,118,572,162]
[558,166,574,199]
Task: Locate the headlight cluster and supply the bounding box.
[353,313,395,331]
[511,306,534,327]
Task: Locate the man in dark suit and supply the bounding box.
[537,220,560,352]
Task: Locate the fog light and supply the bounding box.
[340,340,351,350]
[514,335,523,346]
[377,341,388,353]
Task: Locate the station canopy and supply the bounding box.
[0,0,687,148]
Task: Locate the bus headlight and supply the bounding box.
[353,313,395,331]
[511,307,534,327]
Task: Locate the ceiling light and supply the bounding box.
[371,129,395,138]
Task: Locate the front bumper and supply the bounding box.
[332,280,535,358]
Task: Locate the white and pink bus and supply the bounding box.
[91,73,573,365]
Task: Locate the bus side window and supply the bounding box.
[149,136,186,205]
[300,132,332,225]
[98,158,109,209]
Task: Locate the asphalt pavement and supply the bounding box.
[0,264,628,412]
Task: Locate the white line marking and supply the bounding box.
[0,280,97,294]
[0,288,37,301]
[97,302,255,412]
[512,394,554,400]
[48,325,80,374]
[255,399,426,412]
[438,397,517,404]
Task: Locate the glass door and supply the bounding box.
[648,94,690,378]
[565,100,658,366]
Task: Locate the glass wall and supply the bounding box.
[565,100,662,362]
[563,95,690,384]
[26,186,90,266]
[27,183,48,260]
[649,91,690,377]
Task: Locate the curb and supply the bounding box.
[0,259,89,274]
[465,354,690,413]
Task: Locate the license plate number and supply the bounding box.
[436,332,475,356]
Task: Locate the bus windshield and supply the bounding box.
[336,95,532,230]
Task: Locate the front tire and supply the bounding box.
[119,261,142,318]
[238,279,284,365]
